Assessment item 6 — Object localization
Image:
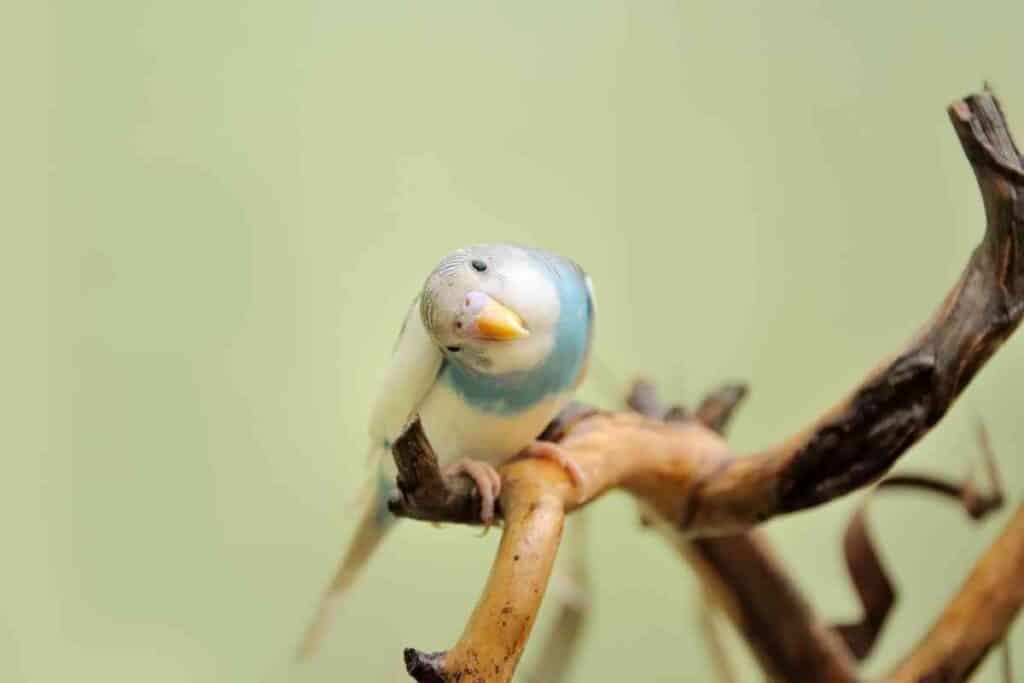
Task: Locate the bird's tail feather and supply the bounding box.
[295,467,396,660]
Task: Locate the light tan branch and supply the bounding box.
[397,89,1024,682]
[886,504,1024,682]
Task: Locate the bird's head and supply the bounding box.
[419,244,560,375]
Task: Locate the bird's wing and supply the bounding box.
[298,297,443,660]
[368,296,444,445]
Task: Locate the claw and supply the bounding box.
[442,458,503,526]
[515,441,586,500]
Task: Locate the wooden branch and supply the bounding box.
[392,89,1024,681]
[388,404,601,525]
[886,503,1024,682]
[404,462,569,682]
[685,532,860,681]
[684,91,1024,532]
[694,383,749,432]
[834,506,896,661]
[637,382,860,682]
[833,421,1006,660]
[387,417,483,525]
[524,516,590,683]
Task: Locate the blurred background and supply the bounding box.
[15,1,1024,680]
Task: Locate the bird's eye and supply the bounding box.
[471,259,488,273]
[446,345,462,353]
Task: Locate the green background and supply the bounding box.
[16,1,1024,681]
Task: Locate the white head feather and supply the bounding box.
[419,244,560,375]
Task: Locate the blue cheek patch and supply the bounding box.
[442,255,592,415]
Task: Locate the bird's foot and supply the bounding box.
[514,441,586,500]
[442,458,502,526]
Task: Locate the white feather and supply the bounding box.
[368,297,443,446]
[418,383,572,467]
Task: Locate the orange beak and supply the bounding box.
[471,295,530,340]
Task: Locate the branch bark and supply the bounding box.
[524,516,590,683]
[634,381,860,682]
[387,416,483,525]
[886,504,1024,682]
[683,91,1024,533]
[393,89,1024,682]
[834,421,1006,660]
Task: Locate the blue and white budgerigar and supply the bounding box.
[297,243,595,658]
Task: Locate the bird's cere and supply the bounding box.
[460,291,530,341]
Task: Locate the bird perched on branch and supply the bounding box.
[297,243,595,658]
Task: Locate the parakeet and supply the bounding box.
[297,243,595,658]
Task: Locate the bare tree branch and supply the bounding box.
[647,382,860,682]
[833,421,1005,660]
[694,384,748,432]
[391,89,1024,682]
[525,516,590,683]
[886,504,1024,682]
[387,417,483,525]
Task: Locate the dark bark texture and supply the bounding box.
[387,89,1023,683]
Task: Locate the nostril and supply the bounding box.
[463,291,487,313]
[455,321,463,329]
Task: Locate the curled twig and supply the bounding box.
[833,420,1006,660]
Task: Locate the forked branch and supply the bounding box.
[392,89,1024,682]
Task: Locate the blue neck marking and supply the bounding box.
[441,255,592,416]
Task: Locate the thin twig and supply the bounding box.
[833,422,1006,659]
[698,589,738,683]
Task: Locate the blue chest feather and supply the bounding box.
[441,257,592,415]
